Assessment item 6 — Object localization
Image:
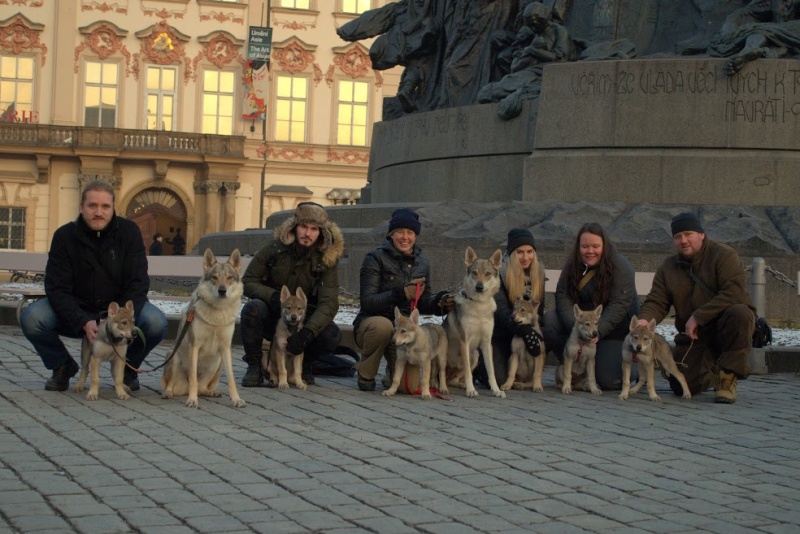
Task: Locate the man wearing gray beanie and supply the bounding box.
[637,212,756,403]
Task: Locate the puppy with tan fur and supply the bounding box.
[265,285,309,390]
[501,297,546,392]
[384,307,448,399]
[556,304,603,395]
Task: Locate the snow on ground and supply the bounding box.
[2,283,797,346]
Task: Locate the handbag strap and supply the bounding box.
[577,270,596,291]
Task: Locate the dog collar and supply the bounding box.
[460,290,473,301]
[105,320,130,345]
[631,351,639,363]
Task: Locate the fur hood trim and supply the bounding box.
[274,216,345,269]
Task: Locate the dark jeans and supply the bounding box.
[20,297,167,371]
[239,298,341,370]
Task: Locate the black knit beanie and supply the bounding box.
[388,208,421,235]
[506,228,536,255]
[671,212,704,236]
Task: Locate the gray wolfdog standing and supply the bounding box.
[444,246,505,398]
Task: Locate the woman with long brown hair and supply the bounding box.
[542,222,640,390]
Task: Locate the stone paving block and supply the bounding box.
[0,500,53,518]
[522,497,585,518]
[183,513,248,533]
[288,509,356,531]
[71,514,131,533]
[131,477,184,492]
[248,519,309,534]
[48,493,117,517]
[9,513,73,532]
[354,516,420,534]
[296,488,361,508]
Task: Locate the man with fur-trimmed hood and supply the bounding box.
[240,202,345,387]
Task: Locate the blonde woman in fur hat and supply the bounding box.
[239,202,345,387]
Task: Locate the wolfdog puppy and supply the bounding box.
[265,285,309,390]
[162,249,245,408]
[444,246,505,398]
[619,315,692,402]
[73,300,135,400]
[501,297,545,392]
[556,304,603,395]
[384,307,448,400]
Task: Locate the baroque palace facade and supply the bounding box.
[0,0,399,254]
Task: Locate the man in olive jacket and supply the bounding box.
[20,179,167,392]
[240,202,344,387]
[638,212,755,403]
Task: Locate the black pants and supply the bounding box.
[239,298,341,370]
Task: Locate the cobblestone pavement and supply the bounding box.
[1,325,800,533]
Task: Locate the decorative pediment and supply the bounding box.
[327,42,382,87]
[133,21,191,82]
[272,37,318,75]
[0,13,47,65]
[75,21,132,74]
[193,31,244,73]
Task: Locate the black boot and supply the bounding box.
[241,357,263,387]
[45,358,79,391]
[123,368,140,391]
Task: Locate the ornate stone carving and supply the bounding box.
[273,17,316,31]
[192,32,244,80]
[273,38,317,75]
[81,1,127,14]
[0,14,47,65]
[133,21,192,82]
[332,43,372,79]
[327,148,369,165]
[267,146,315,161]
[75,22,132,75]
[35,154,50,184]
[223,181,241,193]
[153,159,169,180]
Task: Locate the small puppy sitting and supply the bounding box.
[556,304,603,395]
[264,285,309,390]
[501,297,545,392]
[384,307,448,400]
[73,300,135,401]
[619,315,692,402]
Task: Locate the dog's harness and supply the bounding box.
[574,340,586,363]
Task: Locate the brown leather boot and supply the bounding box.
[714,370,737,404]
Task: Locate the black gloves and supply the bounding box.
[435,291,456,313]
[516,324,542,357]
[267,291,282,315]
[286,327,314,355]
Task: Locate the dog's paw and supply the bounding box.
[683,392,692,400]
[590,387,603,396]
[382,389,396,397]
[185,398,199,408]
[297,382,308,391]
[162,390,173,399]
[72,385,84,393]
[86,391,99,401]
[116,390,130,401]
[533,383,544,393]
[561,385,572,395]
[420,390,432,400]
[618,392,629,400]
[466,389,479,398]
[649,394,662,402]
[492,389,506,399]
[278,381,290,390]
[231,398,246,408]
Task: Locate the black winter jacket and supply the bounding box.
[354,240,443,331]
[45,214,150,335]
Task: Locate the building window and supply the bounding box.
[279,0,310,9]
[202,70,235,135]
[342,0,370,13]
[145,65,177,131]
[337,79,368,146]
[275,75,307,143]
[0,207,25,250]
[0,55,34,119]
[84,61,118,127]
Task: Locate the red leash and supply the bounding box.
[403,367,453,401]
[409,282,422,311]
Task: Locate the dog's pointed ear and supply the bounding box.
[594,304,603,316]
[465,246,477,265]
[490,249,503,269]
[203,248,216,272]
[280,285,291,301]
[108,301,120,316]
[410,308,420,324]
[125,300,134,312]
[630,315,638,330]
[573,303,580,317]
[394,306,402,322]
[296,286,307,302]
[228,248,241,272]
[647,319,657,333]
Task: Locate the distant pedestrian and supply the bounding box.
[166,228,185,255]
[149,233,163,256]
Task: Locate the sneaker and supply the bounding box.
[123,372,140,392]
[241,361,264,387]
[715,370,737,404]
[45,358,79,391]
